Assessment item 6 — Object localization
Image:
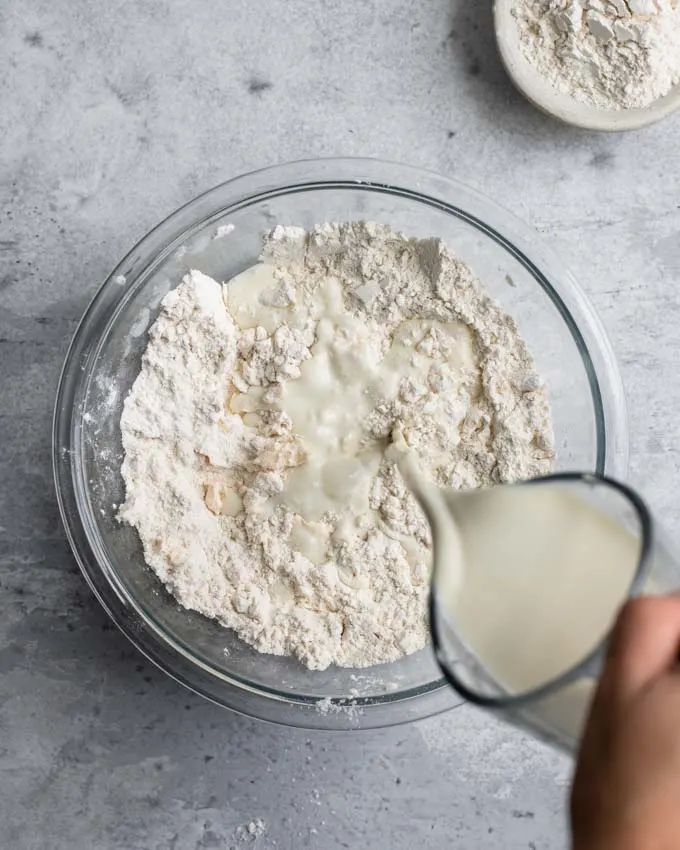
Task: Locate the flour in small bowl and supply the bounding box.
[513,0,680,110]
[119,222,555,670]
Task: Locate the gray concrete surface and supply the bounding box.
[2,0,679,847]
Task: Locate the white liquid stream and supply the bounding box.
[401,459,643,742]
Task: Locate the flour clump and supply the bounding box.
[513,0,680,110]
[119,222,555,671]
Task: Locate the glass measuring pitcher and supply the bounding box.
[414,471,680,753]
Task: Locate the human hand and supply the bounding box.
[571,596,680,850]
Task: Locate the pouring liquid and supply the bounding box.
[399,455,643,743]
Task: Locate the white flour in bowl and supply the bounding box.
[513,0,680,110]
[118,222,554,670]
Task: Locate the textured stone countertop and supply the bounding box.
[2,1,680,848]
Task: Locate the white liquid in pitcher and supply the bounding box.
[402,460,643,741]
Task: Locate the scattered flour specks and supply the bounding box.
[214,223,236,239]
[234,818,266,844]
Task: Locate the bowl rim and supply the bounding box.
[53,156,630,730]
[493,0,680,132]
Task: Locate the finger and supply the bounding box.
[602,595,680,703]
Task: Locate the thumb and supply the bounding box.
[601,596,680,705]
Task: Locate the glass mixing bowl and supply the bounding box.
[53,158,628,730]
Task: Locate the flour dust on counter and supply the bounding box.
[119,222,555,670]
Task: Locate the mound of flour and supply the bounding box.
[119,222,554,670]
